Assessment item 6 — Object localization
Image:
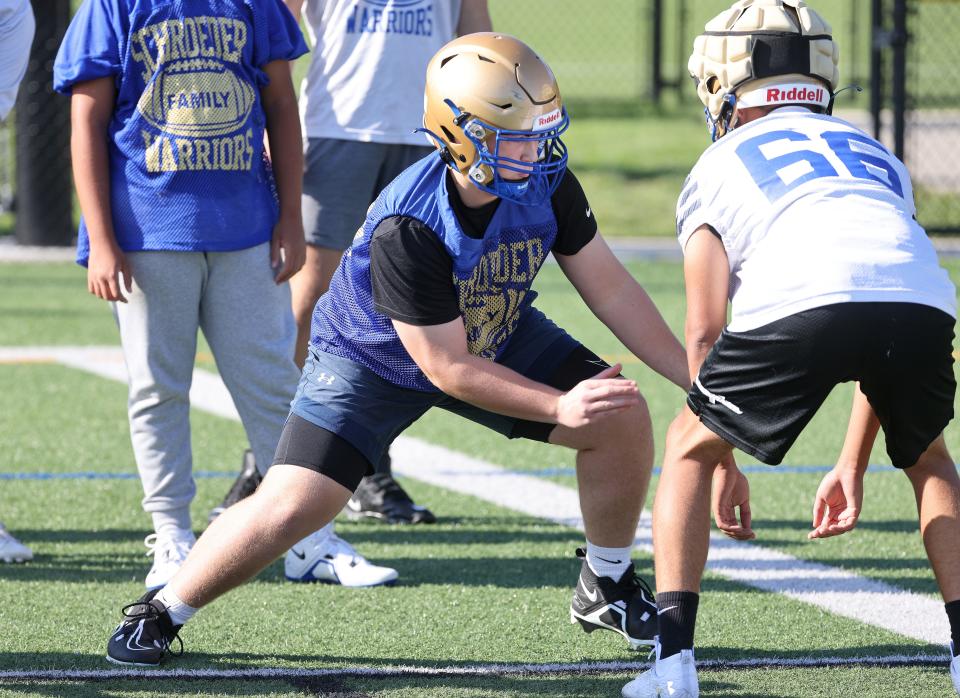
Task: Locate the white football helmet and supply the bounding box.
[689,0,840,140]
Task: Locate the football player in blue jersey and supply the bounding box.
[101,32,694,666]
[623,2,960,696]
[55,0,396,597]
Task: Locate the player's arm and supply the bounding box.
[683,225,729,382]
[70,76,131,303]
[457,0,492,35]
[808,384,876,539]
[393,318,638,428]
[683,225,756,539]
[555,234,689,390]
[283,0,304,25]
[261,59,306,282]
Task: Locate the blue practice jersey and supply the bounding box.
[54,0,308,265]
[311,154,560,392]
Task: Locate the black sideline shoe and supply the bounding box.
[569,548,657,649]
[106,589,182,666]
[208,449,261,523]
[345,472,436,525]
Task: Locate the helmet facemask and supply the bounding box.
[444,100,569,205]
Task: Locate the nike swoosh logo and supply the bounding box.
[580,581,599,603]
[290,548,306,560]
[657,605,678,615]
[596,556,622,564]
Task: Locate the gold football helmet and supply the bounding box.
[421,33,568,204]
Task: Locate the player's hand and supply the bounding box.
[87,242,132,303]
[555,364,640,428]
[809,465,862,539]
[271,213,306,284]
[712,454,755,540]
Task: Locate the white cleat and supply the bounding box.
[0,523,32,563]
[622,639,699,698]
[285,529,398,587]
[144,528,196,590]
[950,641,959,695]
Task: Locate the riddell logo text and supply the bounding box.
[766,86,824,103]
[536,111,561,128]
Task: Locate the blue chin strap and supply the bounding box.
[444,100,569,206]
[705,93,738,142]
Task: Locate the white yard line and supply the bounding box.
[0,653,948,682]
[1,346,950,647]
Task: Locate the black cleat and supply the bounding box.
[208,449,262,523]
[345,472,436,525]
[569,548,657,649]
[106,589,183,666]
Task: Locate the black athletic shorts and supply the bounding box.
[687,302,955,468]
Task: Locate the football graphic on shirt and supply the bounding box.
[137,59,255,138]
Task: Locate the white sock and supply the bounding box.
[155,585,198,626]
[585,542,632,580]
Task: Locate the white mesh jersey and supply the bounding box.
[299,0,461,145]
[677,107,956,332]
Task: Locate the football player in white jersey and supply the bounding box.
[623,1,960,696]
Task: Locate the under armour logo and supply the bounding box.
[316,373,335,385]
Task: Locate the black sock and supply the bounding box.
[947,599,960,656]
[656,591,699,659]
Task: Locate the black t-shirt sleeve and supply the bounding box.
[369,215,461,326]
[550,168,598,256]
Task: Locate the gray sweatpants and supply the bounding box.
[113,243,299,534]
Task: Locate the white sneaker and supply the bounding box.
[0,523,32,563]
[622,639,699,698]
[950,641,959,695]
[285,529,398,587]
[144,528,196,590]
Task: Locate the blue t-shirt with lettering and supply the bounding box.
[54,0,307,265]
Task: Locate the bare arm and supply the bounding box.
[392,317,640,428]
[457,0,492,35]
[555,234,689,390]
[836,384,880,472]
[283,0,306,76]
[71,77,132,302]
[261,59,306,282]
[283,0,304,25]
[682,225,729,382]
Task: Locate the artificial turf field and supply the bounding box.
[1,259,959,697]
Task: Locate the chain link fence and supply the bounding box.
[903,0,960,233]
[2,0,958,240]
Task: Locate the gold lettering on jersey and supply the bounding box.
[141,128,254,172]
[133,17,257,172]
[457,237,547,358]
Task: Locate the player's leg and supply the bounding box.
[626,306,856,698]
[861,302,959,683]
[291,138,388,368]
[105,348,424,664]
[114,251,204,589]
[106,462,353,666]
[345,143,439,525]
[438,308,657,647]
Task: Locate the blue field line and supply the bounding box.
[0,464,903,481]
